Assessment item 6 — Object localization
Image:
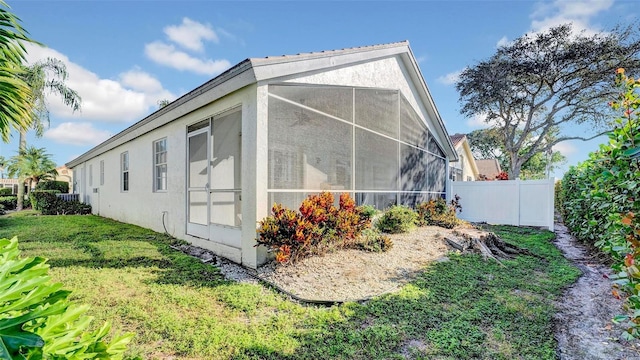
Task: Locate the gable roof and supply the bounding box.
[476,159,502,179]
[449,133,466,147]
[449,133,479,179]
[67,41,456,168]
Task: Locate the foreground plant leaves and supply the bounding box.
[0,237,134,359]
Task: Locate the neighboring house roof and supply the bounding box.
[449,133,466,147]
[449,133,479,180]
[476,159,502,179]
[67,41,457,168]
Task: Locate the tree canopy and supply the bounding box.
[466,128,565,180]
[457,24,640,178]
[7,146,57,193]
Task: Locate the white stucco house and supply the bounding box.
[448,133,479,181]
[66,41,457,268]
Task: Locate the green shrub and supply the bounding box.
[356,228,393,252]
[376,205,417,234]
[0,237,134,358]
[562,68,640,339]
[554,180,564,218]
[35,180,69,193]
[0,187,12,196]
[29,190,60,211]
[257,192,371,263]
[29,190,91,215]
[46,200,92,215]
[358,204,378,220]
[0,196,17,210]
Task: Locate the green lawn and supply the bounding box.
[0,215,580,359]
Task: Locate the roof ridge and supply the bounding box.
[251,41,409,63]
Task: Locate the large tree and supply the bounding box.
[457,24,640,179]
[467,128,566,180]
[7,146,57,196]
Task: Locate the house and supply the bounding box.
[66,41,457,268]
[448,133,478,181]
[54,165,73,192]
[476,158,503,180]
[0,178,19,194]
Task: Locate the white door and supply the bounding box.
[186,109,242,246]
[209,110,242,248]
[186,128,210,239]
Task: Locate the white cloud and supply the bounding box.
[24,43,176,123]
[530,0,613,35]
[437,69,464,86]
[145,41,231,76]
[496,36,510,48]
[552,141,578,156]
[45,122,112,146]
[164,17,218,52]
[466,112,493,128]
[119,68,164,93]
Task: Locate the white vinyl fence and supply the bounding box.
[448,178,555,231]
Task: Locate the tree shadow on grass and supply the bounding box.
[232,249,571,360]
[44,240,230,288]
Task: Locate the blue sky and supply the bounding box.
[4,0,638,178]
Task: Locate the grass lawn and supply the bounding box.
[0,215,580,359]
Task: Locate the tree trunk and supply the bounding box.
[509,151,522,179]
[444,228,540,265]
[16,129,26,211]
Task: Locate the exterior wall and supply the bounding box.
[449,178,555,230]
[73,85,259,266]
[456,147,476,181]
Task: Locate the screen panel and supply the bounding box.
[268,97,352,190]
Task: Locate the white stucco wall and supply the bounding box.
[452,142,477,181]
[74,85,259,266]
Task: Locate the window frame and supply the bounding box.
[88,164,93,187]
[121,152,129,192]
[100,160,104,186]
[153,138,168,192]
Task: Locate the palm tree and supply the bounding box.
[13,58,81,210]
[0,155,5,178]
[0,0,38,141]
[7,146,57,198]
[19,58,81,149]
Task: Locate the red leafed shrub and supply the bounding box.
[257,192,372,264]
[495,171,509,180]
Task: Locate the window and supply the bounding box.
[153,138,167,191]
[121,152,129,192]
[100,160,104,185]
[89,164,93,186]
[72,169,77,193]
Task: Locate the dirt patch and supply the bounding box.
[256,226,450,301]
[553,221,640,359]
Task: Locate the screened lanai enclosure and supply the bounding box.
[267,83,447,210]
[67,42,456,268]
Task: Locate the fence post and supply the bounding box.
[547,177,555,231]
[515,178,521,227]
